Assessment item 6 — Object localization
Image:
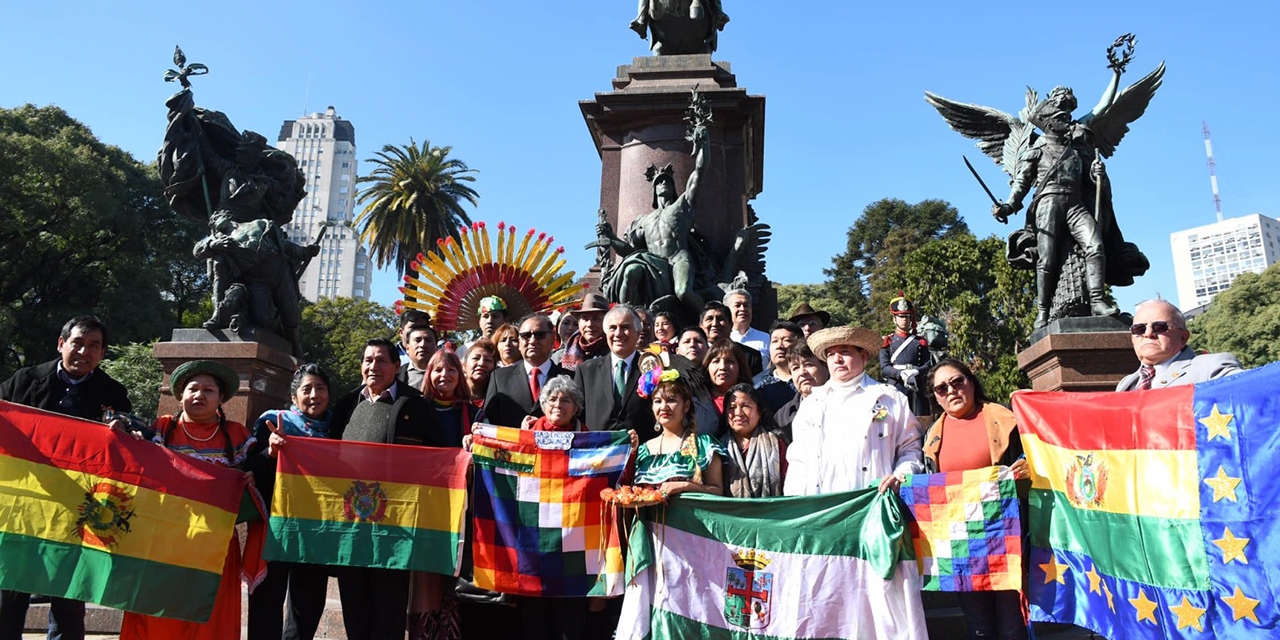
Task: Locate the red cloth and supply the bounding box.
[119,414,265,640]
[936,410,994,473]
[530,415,586,432]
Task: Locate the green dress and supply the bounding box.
[635,433,725,485]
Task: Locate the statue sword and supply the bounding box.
[962,156,1006,223]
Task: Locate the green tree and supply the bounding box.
[824,198,968,324]
[1189,263,1280,368]
[0,105,206,379]
[300,297,399,394]
[99,342,164,421]
[773,283,856,328]
[355,140,479,279]
[879,233,1036,402]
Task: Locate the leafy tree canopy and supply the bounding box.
[824,198,968,323]
[0,104,207,379]
[773,283,856,328]
[99,342,164,421]
[1189,262,1280,369]
[300,297,399,395]
[878,232,1036,403]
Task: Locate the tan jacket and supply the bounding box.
[922,402,1022,474]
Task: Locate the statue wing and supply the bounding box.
[925,92,1025,176]
[1087,62,1166,158]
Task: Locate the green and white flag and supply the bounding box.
[618,489,926,640]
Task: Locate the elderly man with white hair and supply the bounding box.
[1116,299,1243,391]
[573,304,656,434]
[724,289,769,362]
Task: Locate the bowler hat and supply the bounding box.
[170,360,240,401]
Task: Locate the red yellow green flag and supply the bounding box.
[0,401,250,622]
[266,436,470,575]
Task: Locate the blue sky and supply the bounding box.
[3,1,1277,316]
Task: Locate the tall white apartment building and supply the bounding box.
[277,107,373,301]
[1170,213,1280,310]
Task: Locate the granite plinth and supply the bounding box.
[1017,329,1139,392]
[153,329,298,426]
[580,54,764,262]
[1028,314,1131,344]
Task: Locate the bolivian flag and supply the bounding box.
[266,437,469,575]
[1013,363,1280,639]
[0,401,250,622]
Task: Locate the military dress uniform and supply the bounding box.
[879,295,932,415]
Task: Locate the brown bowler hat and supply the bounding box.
[807,326,881,360]
[788,302,831,326]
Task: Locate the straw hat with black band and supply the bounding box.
[806,326,882,361]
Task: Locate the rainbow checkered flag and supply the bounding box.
[470,424,629,597]
[897,466,1024,591]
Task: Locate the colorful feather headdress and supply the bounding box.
[396,221,586,331]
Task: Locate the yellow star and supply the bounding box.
[1169,596,1207,631]
[1222,586,1260,623]
[1039,555,1069,584]
[1204,465,1243,503]
[1102,581,1115,612]
[1129,589,1159,624]
[1200,403,1234,441]
[1085,564,1102,594]
[1213,527,1251,564]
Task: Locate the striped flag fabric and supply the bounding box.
[470,424,629,597]
[1013,364,1280,639]
[617,489,927,639]
[897,466,1024,591]
[266,436,469,575]
[0,401,249,622]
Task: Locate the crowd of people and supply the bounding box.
[0,293,1244,640]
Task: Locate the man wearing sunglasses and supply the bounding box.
[1116,300,1242,391]
[0,315,132,640]
[483,314,569,427]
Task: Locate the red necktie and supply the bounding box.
[529,367,541,402]
[1136,365,1155,391]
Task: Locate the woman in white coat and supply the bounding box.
[783,325,923,495]
[782,325,927,639]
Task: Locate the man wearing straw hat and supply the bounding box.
[784,325,923,496]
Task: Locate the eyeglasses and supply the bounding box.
[932,376,969,396]
[1129,321,1177,336]
[518,330,551,341]
[58,385,82,411]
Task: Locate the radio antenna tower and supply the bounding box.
[1203,122,1223,222]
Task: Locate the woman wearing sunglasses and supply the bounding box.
[921,358,1029,640]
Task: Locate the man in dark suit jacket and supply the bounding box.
[326,338,435,640]
[484,314,569,428]
[394,309,437,390]
[574,305,656,435]
[1116,300,1243,391]
[0,316,132,640]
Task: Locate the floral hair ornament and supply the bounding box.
[636,364,682,399]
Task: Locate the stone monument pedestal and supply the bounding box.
[153,328,298,426]
[1017,317,1139,392]
[579,54,776,323]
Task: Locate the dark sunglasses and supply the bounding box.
[932,376,969,396]
[57,384,82,411]
[518,330,552,341]
[1129,321,1175,336]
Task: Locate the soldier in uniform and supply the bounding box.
[879,293,932,415]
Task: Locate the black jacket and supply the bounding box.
[328,383,440,446]
[483,361,570,428]
[573,353,654,433]
[0,359,132,420]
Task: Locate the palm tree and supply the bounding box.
[354,140,479,278]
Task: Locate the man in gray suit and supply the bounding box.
[1116,300,1243,391]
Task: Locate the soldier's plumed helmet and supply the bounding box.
[889,293,915,316]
